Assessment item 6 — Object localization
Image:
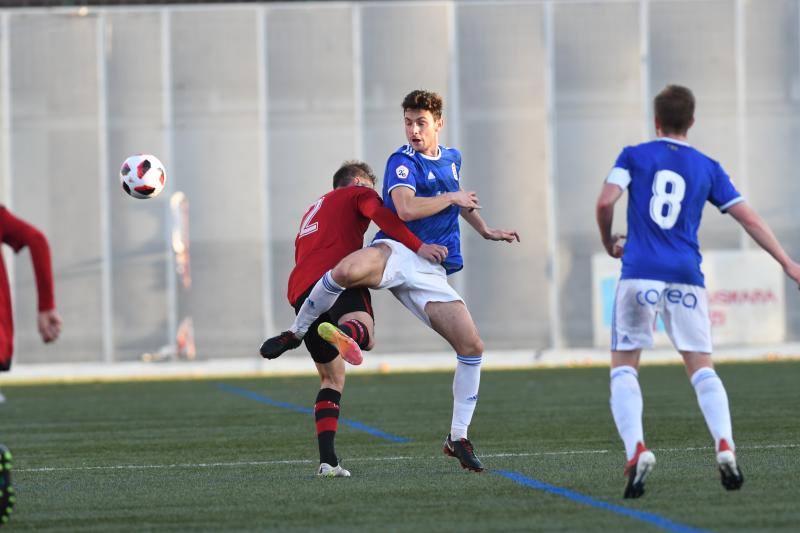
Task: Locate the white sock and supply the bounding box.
[451,355,482,440]
[610,366,644,461]
[691,367,734,451]
[290,271,344,337]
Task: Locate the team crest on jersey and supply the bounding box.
[451,163,459,181]
[396,165,409,179]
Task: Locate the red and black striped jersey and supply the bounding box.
[287,186,421,305]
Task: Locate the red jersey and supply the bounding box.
[0,206,55,369]
[287,186,422,305]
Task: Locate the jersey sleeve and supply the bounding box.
[0,207,56,311]
[708,161,743,212]
[356,190,422,252]
[605,147,632,190]
[384,153,419,195]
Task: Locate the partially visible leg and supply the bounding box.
[317,311,372,366]
[682,352,733,450]
[260,247,387,359]
[610,350,645,461]
[1,334,11,403]
[608,279,659,498]
[612,350,656,499]
[337,310,375,351]
[291,245,389,337]
[682,351,743,490]
[426,300,485,473]
[611,349,656,498]
[318,288,376,366]
[313,356,350,477]
[426,300,484,440]
[668,282,742,489]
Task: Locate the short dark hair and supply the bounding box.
[654,85,695,135]
[402,90,444,120]
[332,160,377,189]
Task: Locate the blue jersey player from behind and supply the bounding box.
[263,90,519,473]
[596,84,800,498]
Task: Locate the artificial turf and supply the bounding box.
[2,361,798,531]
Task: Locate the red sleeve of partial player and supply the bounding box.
[0,207,56,311]
[357,193,422,252]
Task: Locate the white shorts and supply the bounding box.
[371,239,463,326]
[612,279,712,353]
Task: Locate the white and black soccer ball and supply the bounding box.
[119,154,166,199]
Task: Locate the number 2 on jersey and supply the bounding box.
[299,198,323,238]
[649,170,685,229]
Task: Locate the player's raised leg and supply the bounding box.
[682,352,743,490]
[611,350,655,499]
[318,308,375,366]
[426,300,485,473]
[261,246,388,360]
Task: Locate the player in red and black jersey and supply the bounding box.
[0,206,61,374]
[260,160,447,477]
[0,205,62,524]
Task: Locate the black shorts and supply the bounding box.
[292,286,373,364]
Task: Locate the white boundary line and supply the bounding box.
[16,443,798,473]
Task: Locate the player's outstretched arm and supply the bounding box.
[596,183,626,258]
[727,202,800,287]
[460,207,520,243]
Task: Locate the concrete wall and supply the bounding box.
[1,0,798,362]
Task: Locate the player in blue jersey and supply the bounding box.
[262,90,519,472]
[596,84,800,498]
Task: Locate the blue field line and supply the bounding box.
[216,383,410,443]
[494,470,710,533]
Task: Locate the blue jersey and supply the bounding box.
[607,138,742,287]
[374,144,463,274]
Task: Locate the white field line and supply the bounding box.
[16,444,798,474]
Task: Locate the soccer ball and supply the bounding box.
[119,154,166,199]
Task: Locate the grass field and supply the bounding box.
[2,361,799,531]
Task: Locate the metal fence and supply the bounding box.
[2,0,799,363]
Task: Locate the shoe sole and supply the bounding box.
[624,450,655,499]
[318,323,363,365]
[717,451,744,490]
[0,446,14,525]
[443,441,485,473]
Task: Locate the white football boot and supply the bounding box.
[623,441,656,499]
[317,463,351,478]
